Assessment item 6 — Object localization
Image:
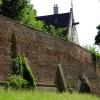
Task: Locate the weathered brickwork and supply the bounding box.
[0,15,100,95]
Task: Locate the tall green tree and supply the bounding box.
[0,0,44,31]
[95,25,100,45]
[1,0,29,18]
[0,0,2,5]
[15,3,44,31]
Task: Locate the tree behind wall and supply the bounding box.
[0,0,44,31]
[1,0,28,18]
[95,25,100,45]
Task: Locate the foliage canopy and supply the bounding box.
[0,0,68,40]
[95,25,100,45]
[0,0,44,31]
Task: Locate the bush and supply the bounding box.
[84,45,100,59]
[67,86,74,94]
[67,84,75,94]
[11,53,36,89]
[9,74,28,89]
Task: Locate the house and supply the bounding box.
[36,4,79,44]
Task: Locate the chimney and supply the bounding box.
[53,4,59,14]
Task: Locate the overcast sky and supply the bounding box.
[31,0,100,46]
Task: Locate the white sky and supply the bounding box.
[31,0,100,46]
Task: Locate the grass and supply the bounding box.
[0,89,99,100]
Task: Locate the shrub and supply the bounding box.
[11,53,36,89]
[67,83,75,94]
[67,85,74,94]
[84,45,100,59]
[8,74,28,89]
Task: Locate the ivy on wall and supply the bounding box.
[10,33,36,89]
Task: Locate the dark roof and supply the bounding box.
[36,12,70,28]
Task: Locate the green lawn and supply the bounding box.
[0,90,99,100]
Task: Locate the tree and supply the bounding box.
[1,0,29,19]
[15,3,44,31]
[95,25,100,45]
[0,0,44,31]
[0,0,2,5]
[56,28,67,37]
[44,25,56,35]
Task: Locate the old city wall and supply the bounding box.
[0,15,100,94]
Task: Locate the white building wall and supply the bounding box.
[68,8,79,44]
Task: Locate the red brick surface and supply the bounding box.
[0,15,100,95]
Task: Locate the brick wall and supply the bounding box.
[0,15,100,94]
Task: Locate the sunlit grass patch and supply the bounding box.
[0,90,99,100]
